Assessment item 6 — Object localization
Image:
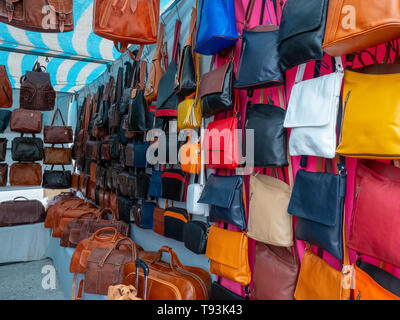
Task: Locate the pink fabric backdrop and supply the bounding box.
[213,0,400,297]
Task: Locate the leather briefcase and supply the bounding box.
[9,162,42,186]
[43,147,72,165]
[0,196,45,227]
[44,108,73,144]
[0,65,12,108]
[10,108,42,133]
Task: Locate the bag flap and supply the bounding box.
[284,72,343,128]
[205,226,245,269]
[288,170,342,227]
[198,174,242,208]
[279,0,326,43]
[25,71,51,88]
[202,116,238,151]
[47,0,73,14]
[198,62,231,98]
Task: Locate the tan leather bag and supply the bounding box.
[9,163,42,186]
[45,197,87,228]
[0,65,12,108]
[323,0,400,56]
[43,147,72,165]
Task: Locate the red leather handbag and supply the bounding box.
[348,160,400,267]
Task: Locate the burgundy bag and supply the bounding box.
[44,108,73,144]
[0,196,45,227]
[60,211,99,248]
[10,108,42,133]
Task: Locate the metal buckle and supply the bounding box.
[58,13,66,21]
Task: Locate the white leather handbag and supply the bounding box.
[283,57,344,159]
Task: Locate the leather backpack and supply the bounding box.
[0,65,12,108]
[19,62,56,111]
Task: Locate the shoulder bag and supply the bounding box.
[148,170,162,198]
[164,207,190,242]
[44,108,73,144]
[183,220,209,255]
[152,206,164,236]
[161,168,187,202]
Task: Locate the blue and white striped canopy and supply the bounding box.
[0,0,173,93]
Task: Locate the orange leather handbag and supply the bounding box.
[180,142,201,174]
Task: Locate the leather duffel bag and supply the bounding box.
[9,162,42,186]
[43,147,72,165]
[45,197,87,228]
[60,211,99,248]
[10,108,42,133]
[42,166,72,189]
[11,136,44,162]
[0,196,45,227]
[45,191,78,211]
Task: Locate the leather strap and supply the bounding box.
[171,19,182,65]
[113,68,124,103]
[154,23,165,61]
[185,7,197,47]
[137,60,147,90]
[72,274,84,300]
[50,108,67,126]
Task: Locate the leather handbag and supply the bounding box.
[205,226,251,286]
[145,23,165,102]
[180,142,201,175]
[60,212,99,248]
[79,174,89,198]
[252,242,299,300]
[149,170,162,198]
[9,163,42,186]
[44,109,73,144]
[235,0,283,90]
[117,171,130,197]
[323,0,400,56]
[348,160,400,267]
[210,281,245,300]
[248,171,293,246]
[95,165,107,189]
[108,72,122,131]
[87,179,97,202]
[199,61,234,118]
[43,147,72,165]
[133,202,155,229]
[164,207,190,242]
[354,259,400,300]
[0,110,11,132]
[284,59,344,159]
[100,141,111,161]
[153,206,164,236]
[0,163,7,186]
[0,197,45,227]
[0,0,73,33]
[183,220,208,254]
[117,195,134,224]
[10,108,42,133]
[85,140,98,161]
[288,156,347,260]
[133,142,149,168]
[124,143,134,167]
[246,89,288,167]
[198,174,246,230]
[0,65,12,108]
[336,60,400,159]
[42,166,72,189]
[278,0,329,71]
[136,172,150,199]
[93,0,159,54]
[161,169,187,202]
[195,0,238,55]
[19,62,55,110]
[11,136,43,162]
[46,198,87,229]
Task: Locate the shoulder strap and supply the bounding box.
[154,23,165,61]
[114,67,124,103]
[138,61,147,90]
[185,7,197,47]
[171,19,182,64]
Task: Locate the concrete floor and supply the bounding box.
[0,258,66,300]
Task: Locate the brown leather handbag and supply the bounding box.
[124,245,212,300]
[0,196,45,227]
[43,147,72,165]
[0,163,7,186]
[152,206,164,236]
[79,174,90,198]
[71,172,79,191]
[45,191,78,211]
[20,62,55,111]
[60,212,99,248]
[90,162,97,183]
[10,108,42,133]
[44,108,73,144]
[108,193,119,220]
[87,180,96,202]
[9,162,42,186]
[0,0,73,33]
[0,65,12,108]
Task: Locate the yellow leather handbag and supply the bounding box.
[336,66,400,159]
[205,226,251,286]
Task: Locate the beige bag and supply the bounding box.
[247,169,293,247]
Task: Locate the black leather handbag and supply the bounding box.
[164,207,190,242]
[245,95,288,167]
[105,166,114,191]
[287,156,347,260]
[0,110,11,133]
[198,174,246,230]
[95,165,107,189]
[11,136,43,162]
[0,138,7,162]
[199,61,234,118]
[235,0,283,90]
[42,166,72,189]
[117,195,134,224]
[136,172,150,199]
[156,61,180,119]
[127,174,136,200]
[278,0,329,71]
[109,133,120,160]
[183,220,208,254]
[161,169,187,202]
[210,281,246,300]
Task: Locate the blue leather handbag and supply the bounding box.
[198,174,246,230]
[139,202,156,229]
[287,156,347,260]
[195,0,239,55]
[133,142,149,168]
[149,170,162,198]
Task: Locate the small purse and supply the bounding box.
[161,169,187,202]
[183,220,208,254]
[163,207,190,242]
[44,109,73,144]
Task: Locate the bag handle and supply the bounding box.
[98,208,117,222]
[92,226,119,242]
[150,245,184,271]
[98,237,137,267]
[50,108,67,126]
[13,196,29,201]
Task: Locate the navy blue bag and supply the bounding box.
[287,156,347,260]
[134,142,149,168]
[0,110,11,133]
[149,170,162,198]
[139,202,156,229]
[195,0,239,55]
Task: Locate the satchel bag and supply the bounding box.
[323,0,400,57]
[9,162,42,186]
[117,171,130,197]
[199,61,234,118]
[354,259,400,300]
[198,174,246,230]
[71,172,79,191]
[148,170,162,198]
[43,146,72,165]
[284,58,344,159]
[10,108,42,133]
[0,163,7,186]
[0,0,73,33]
[0,65,12,108]
[183,220,208,255]
[348,160,400,268]
[0,196,45,227]
[206,226,251,286]
[161,169,187,202]
[164,207,190,242]
[0,110,11,132]
[42,165,72,189]
[124,143,134,167]
[20,62,55,111]
[44,108,73,144]
[11,136,43,162]
[278,0,329,71]
[195,0,238,55]
[287,156,347,260]
[235,0,283,90]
